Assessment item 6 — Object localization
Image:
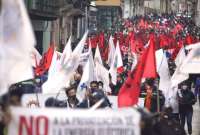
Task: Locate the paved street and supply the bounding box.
[192,101,200,135]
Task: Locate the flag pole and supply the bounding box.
[157,88,160,112]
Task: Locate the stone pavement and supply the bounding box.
[192,101,200,135]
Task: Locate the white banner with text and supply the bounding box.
[8,107,141,135]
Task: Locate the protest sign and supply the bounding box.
[8,107,141,135]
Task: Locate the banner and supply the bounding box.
[8,107,141,135]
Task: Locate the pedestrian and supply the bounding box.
[177,81,196,135]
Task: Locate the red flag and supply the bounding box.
[35,45,54,76]
[138,18,145,29]
[142,34,157,78]
[171,39,184,60]
[118,42,149,107]
[159,34,169,49]
[101,44,109,61]
[129,32,136,53]
[118,32,125,47]
[185,34,194,45]
[113,33,118,46]
[98,32,105,49]
[90,36,98,49]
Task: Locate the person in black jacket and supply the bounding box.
[177,82,196,135]
[144,80,165,113]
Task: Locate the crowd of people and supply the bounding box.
[0,13,200,135]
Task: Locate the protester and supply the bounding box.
[153,107,186,135]
[144,80,165,113]
[64,86,79,108]
[177,81,196,135]
[78,90,111,109]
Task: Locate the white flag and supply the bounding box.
[60,36,72,65]
[78,42,92,66]
[94,45,103,65]
[156,49,164,72]
[157,51,171,97]
[185,42,200,50]
[77,50,96,101]
[95,61,111,93]
[107,36,115,67]
[73,31,88,55]
[42,32,88,94]
[0,0,35,95]
[109,41,123,85]
[30,48,42,67]
[131,52,138,71]
[171,47,189,87]
[180,45,200,73]
[47,51,60,80]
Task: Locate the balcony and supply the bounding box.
[25,0,67,20]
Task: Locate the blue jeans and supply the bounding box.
[180,109,193,134]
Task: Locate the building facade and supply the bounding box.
[122,0,199,22]
[90,0,122,31]
[25,0,89,54]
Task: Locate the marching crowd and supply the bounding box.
[0,13,200,135]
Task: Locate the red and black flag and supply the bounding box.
[34,45,54,76]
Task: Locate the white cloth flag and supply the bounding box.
[42,32,88,94]
[157,51,171,98]
[77,49,96,101]
[73,31,88,55]
[185,42,200,50]
[171,47,189,87]
[165,86,179,113]
[131,52,138,71]
[107,36,115,67]
[0,0,35,95]
[109,41,123,85]
[180,45,200,73]
[46,51,59,80]
[94,45,103,65]
[78,42,92,66]
[156,49,164,72]
[30,48,42,67]
[95,61,111,93]
[60,36,72,65]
